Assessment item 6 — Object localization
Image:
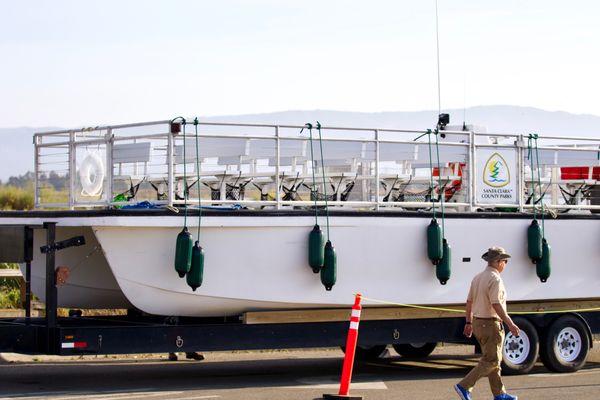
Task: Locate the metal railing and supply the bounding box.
[32,120,600,213]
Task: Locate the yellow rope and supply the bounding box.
[359,295,464,313]
[358,294,600,316]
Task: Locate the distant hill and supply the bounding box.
[203,106,600,135]
[2,106,600,180]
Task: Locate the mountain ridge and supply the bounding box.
[2,105,600,180]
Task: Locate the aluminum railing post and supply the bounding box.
[375,130,380,210]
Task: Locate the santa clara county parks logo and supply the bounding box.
[483,153,510,187]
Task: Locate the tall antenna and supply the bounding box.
[435,0,442,117]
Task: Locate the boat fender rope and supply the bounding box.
[316,121,331,240]
[172,116,194,279]
[301,123,319,226]
[434,128,446,236]
[171,116,189,225]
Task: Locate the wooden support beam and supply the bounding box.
[243,299,600,325]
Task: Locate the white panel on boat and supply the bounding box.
[313,159,354,167]
[315,141,366,160]
[438,130,471,143]
[175,138,249,162]
[379,143,418,162]
[412,144,468,165]
[536,149,600,166]
[246,139,276,158]
[113,142,152,163]
[217,155,245,165]
[379,142,466,165]
[268,156,308,167]
[279,140,307,157]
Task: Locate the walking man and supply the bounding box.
[454,246,520,400]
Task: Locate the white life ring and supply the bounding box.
[79,152,105,196]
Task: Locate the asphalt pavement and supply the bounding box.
[1,343,599,399]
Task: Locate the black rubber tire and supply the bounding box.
[393,342,437,358]
[341,345,387,360]
[539,315,590,373]
[501,317,539,375]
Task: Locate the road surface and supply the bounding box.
[1,344,599,399]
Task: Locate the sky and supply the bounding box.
[1,0,599,127]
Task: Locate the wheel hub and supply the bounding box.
[503,331,530,365]
[507,340,520,351]
[554,327,582,362]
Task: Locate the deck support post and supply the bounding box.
[24,260,31,320]
[43,222,58,354]
[23,226,34,323]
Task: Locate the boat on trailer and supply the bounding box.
[2,119,600,317]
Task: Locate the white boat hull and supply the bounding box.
[3,213,599,316]
[21,226,132,309]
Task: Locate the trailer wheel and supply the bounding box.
[341,345,387,360]
[393,342,437,358]
[539,315,590,373]
[501,317,539,375]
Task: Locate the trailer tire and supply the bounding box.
[501,317,539,375]
[341,345,387,360]
[539,315,590,373]
[393,342,437,358]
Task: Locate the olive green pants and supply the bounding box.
[458,318,506,396]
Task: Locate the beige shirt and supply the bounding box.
[467,266,507,319]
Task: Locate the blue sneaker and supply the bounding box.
[454,384,471,400]
[494,394,518,400]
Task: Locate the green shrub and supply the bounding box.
[39,185,68,204]
[0,185,34,210]
[1,263,21,290]
[0,264,22,309]
[0,288,21,309]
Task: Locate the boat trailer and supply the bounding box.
[0,221,599,378]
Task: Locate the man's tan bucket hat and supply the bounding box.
[482,246,511,262]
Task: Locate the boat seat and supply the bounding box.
[268,156,308,167]
[175,138,250,163]
[246,139,307,160]
[379,143,419,162]
[113,142,152,164]
[535,149,600,166]
[112,142,152,177]
[111,142,153,201]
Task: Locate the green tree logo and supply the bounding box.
[483,153,510,188]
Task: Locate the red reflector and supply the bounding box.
[74,342,87,348]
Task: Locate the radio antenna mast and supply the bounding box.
[435,0,442,118]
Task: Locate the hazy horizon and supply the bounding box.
[3,105,600,180]
[3,104,600,131]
